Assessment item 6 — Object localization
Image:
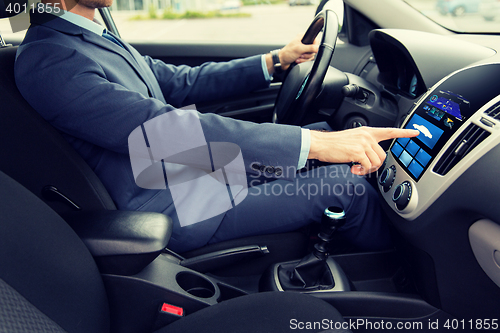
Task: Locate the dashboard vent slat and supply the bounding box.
[433,124,490,176]
[484,101,500,120]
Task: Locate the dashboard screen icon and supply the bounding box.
[405,114,444,149]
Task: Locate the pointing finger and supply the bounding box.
[369,128,420,143]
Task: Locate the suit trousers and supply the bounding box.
[209,163,391,251]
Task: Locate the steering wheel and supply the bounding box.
[272,10,339,125]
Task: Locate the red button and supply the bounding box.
[160,303,184,317]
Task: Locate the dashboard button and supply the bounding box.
[379,165,396,193]
[392,181,412,210]
[391,142,404,158]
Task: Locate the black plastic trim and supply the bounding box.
[312,291,439,319]
[181,245,269,273]
[64,210,172,275]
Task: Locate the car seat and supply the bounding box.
[0,169,349,333]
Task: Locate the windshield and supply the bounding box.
[404,0,500,33]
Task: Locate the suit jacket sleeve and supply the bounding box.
[142,55,269,108]
[15,42,302,179]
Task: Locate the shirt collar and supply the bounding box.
[44,3,105,36]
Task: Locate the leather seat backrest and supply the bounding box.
[0,45,116,214]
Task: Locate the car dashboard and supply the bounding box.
[380,63,500,219]
[354,28,500,320]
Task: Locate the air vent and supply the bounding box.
[433,124,490,176]
[484,101,500,120]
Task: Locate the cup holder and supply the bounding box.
[176,272,216,298]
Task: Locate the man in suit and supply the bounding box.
[15,0,418,253]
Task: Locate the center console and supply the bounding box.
[378,63,500,219]
[101,252,249,332]
[65,210,250,333]
[65,204,448,333]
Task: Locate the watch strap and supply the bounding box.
[270,49,282,73]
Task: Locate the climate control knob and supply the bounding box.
[379,165,396,193]
[392,181,412,210]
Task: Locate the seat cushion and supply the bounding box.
[160,291,351,333]
[0,278,66,333]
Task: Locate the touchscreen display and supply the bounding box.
[391,90,470,181]
[426,91,469,120]
[391,64,500,181]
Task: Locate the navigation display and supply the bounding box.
[424,90,470,122]
[391,90,472,181]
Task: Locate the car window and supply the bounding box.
[111,1,318,44]
[1,2,327,44]
[0,8,105,43]
[404,0,500,33]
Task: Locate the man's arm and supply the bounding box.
[144,34,319,108]
[143,55,269,108]
[15,41,303,177]
[309,127,420,175]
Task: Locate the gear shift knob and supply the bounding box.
[314,206,346,259]
[320,206,346,238]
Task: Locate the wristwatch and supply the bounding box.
[270,49,283,73]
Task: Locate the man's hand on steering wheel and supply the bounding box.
[265,34,319,74]
[273,10,339,125]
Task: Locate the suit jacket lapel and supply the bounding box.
[81,30,155,96]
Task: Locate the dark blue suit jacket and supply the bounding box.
[15,12,302,252]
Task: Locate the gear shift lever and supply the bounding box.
[277,206,346,290]
[313,206,346,260]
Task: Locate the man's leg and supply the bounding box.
[209,164,391,251]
